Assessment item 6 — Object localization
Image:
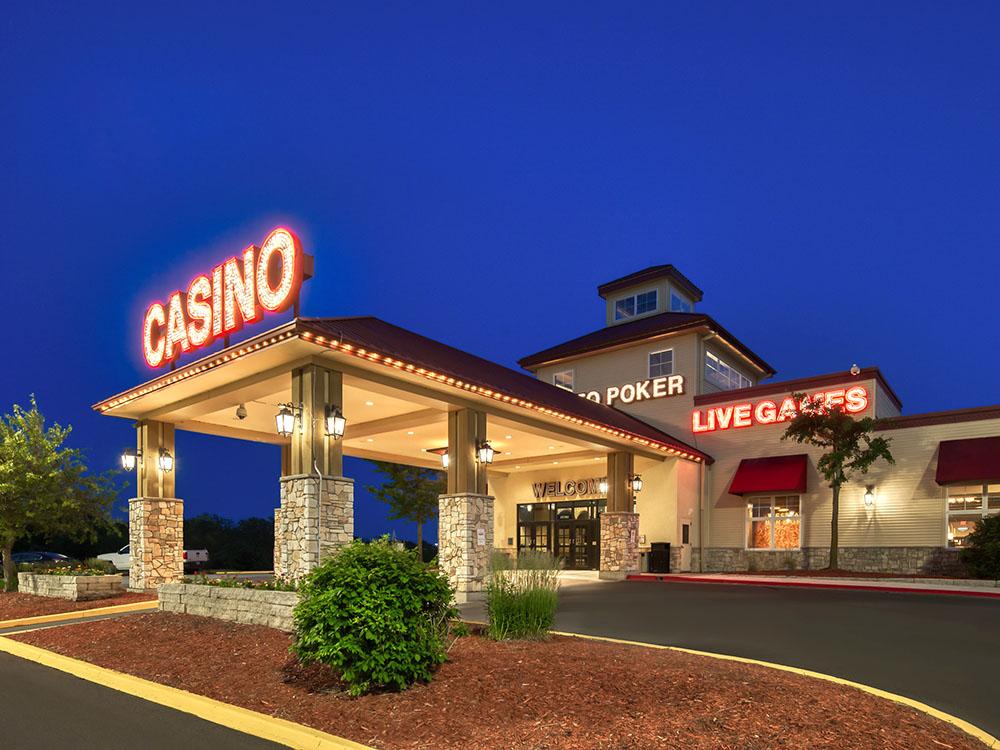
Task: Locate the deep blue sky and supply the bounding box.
[2,3,998,544]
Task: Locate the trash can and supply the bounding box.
[648,542,671,574]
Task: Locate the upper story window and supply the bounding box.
[614,290,657,321]
[648,349,674,378]
[946,483,1000,548]
[552,369,575,391]
[670,291,692,313]
[705,351,752,391]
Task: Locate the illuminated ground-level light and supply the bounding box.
[120,448,142,471]
[325,405,346,439]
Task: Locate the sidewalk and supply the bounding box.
[627,572,1000,598]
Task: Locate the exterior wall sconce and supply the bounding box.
[864,485,875,507]
[275,403,298,437]
[441,451,450,469]
[324,405,346,439]
[598,479,609,494]
[630,474,644,493]
[158,449,174,473]
[120,448,142,471]
[477,440,495,465]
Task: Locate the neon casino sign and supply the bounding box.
[141,227,312,368]
[691,386,869,434]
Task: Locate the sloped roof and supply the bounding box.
[597,265,704,302]
[518,310,775,375]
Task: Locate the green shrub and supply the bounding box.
[485,550,561,640]
[183,573,297,591]
[961,515,1000,581]
[84,557,117,574]
[292,537,455,696]
[18,561,116,576]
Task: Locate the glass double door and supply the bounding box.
[555,519,597,570]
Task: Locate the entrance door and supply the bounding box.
[555,520,597,570]
[679,520,692,571]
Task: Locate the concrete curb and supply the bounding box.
[626,573,1000,599]
[0,636,373,750]
[0,599,159,630]
[549,629,999,749]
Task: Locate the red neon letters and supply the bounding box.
[142,227,306,368]
[691,386,869,433]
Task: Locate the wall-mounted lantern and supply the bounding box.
[477,440,495,465]
[324,405,346,439]
[120,448,142,471]
[275,404,298,437]
[441,451,450,469]
[630,474,644,493]
[864,484,875,507]
[158,449,174,473]
[598,479,609,494]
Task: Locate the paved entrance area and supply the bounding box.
[466,580,1000,737]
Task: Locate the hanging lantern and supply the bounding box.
[158,449,174,473]
[630,474,643,493]
[477,440,495,465]
[120,448,141,471]
[275,404,296,437]
[325,405,346,439]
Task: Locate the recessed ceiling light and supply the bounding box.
[406,431,414,435]
[553,461,559,464]
[364,400,375,406]
[515,465,520,469]
[548,445,555,450]
[504,434,513,440]
[366,438,374,443]
[505,451,511,455]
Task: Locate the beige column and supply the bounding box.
[439,408,494,602]
[129,420,183,591]
[275,365,354,580]
[600,451,640,580]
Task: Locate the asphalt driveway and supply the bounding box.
[541,581,1000,737]
[0,651,283,750]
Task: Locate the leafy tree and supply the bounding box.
[961,514,1000,582]
[0,397,118,591]
[782,392,894,569]
[366,462,444,561]
[184,514,275,571]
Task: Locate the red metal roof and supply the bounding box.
[728,454,809,496]
[935,436,1000,485]
[298,317,712,463]
[518,311,775,375]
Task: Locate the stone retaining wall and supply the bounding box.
[158,583,299,632]
[701,546,966,575]
[18,573,124,601]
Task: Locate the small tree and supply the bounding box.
[0,397,118,591]
[782,392,894,569]
[961,515,1000,582]
[366,461,444,561]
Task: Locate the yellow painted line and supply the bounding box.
[551,629,998,749]
[0,599,159,630]
[0,636,372,750]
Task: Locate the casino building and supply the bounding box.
[96,230,1000,597]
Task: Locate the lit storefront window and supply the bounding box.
[946,484,999,548]
[747,495,801,550]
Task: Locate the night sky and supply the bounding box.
[2,3,998,545]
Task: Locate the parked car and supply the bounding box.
[97,545,210,573]
[11,551,75,565]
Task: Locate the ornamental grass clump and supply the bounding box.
[486,549,561,640]
[292,537,455,696]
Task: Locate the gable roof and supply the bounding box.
[518,310,775,375]
[597,265,704,302]
[297,317,712,463]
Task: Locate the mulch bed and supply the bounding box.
[0,591,156,621]
[11,613,985,750]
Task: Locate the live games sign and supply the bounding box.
[141,228,312,368]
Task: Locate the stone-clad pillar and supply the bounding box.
[128,420,183,591]
[274,474,354,580]
[438,493,494,603]
[600,451,639,579]
[129,497,184,591]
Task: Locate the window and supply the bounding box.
[614,290,658,320]
[670,291,692,313]
[553,369,574,391]
[747,495,801,550]
[648,349,674,378]
[705,350,752,391]
[946,484,1000,548]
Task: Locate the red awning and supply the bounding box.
[728,454,809,496]
[936,436,1000,485]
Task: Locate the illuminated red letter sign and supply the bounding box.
[691,386,870,434]
[142,227,311,367]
